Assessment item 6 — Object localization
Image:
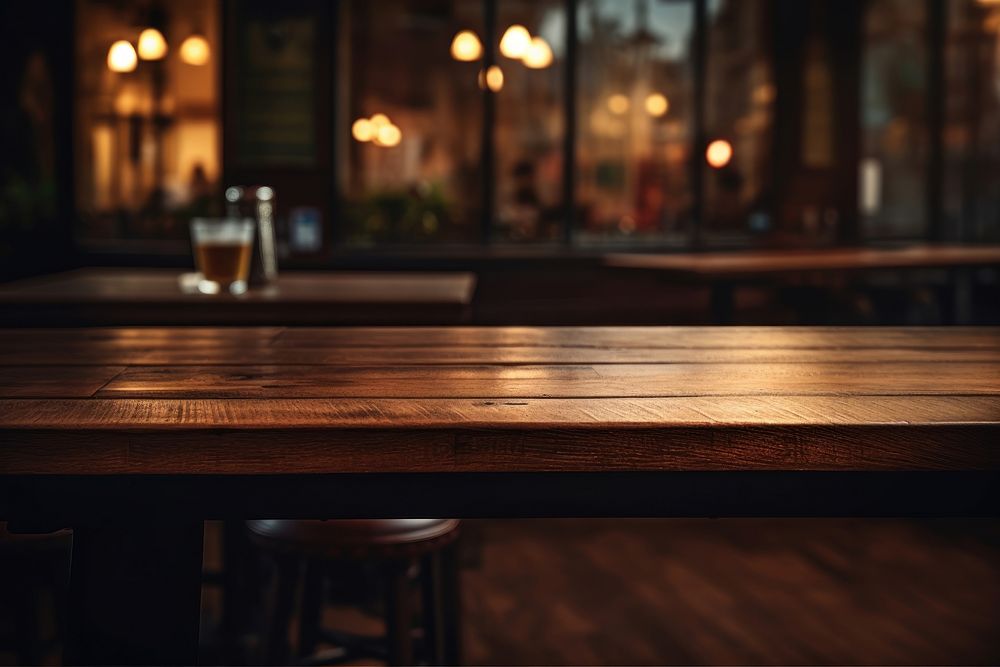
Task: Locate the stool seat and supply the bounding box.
[0,522,72,552]
[247,519,462,664]
[246,519,460,558]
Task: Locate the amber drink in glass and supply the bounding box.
[190,218,255,295]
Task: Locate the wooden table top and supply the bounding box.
[1,326,997,476]
[0,268,477,325]
[605,244,1000,279]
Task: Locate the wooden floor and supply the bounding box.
[457,519,1000,666]
[243,519,1000,666]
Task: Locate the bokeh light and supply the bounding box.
[375,123,402,147]
[522,36,553,69]
[107,40,138,72]
[607,94,630,115]
[644,93,669,117]
[179,34,211,66]
[499,25,531,59]
[450,30,483,62]
[137,28,167,60]
[478,65,504,92]
[352,118,375,142]
[706,139,733,168]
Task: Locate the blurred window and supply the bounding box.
[575,0,695,246]
[74,0,221,247]
[943,0,1000,242]
[339,0,484,245]
[703,0,774,244]
[70,0,997,253]
[859,0,928,239]
[493,0,566,243]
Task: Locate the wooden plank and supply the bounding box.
[0,326,995,352]
[0,327,286,343]
[274,326,1000,350]
[0,366,125,398]
[2,344,999,366]
[1,396,996,429]
[605,245,1000,278]
[0,423,995,474]
[0,327,995,475]
[93,363,1000,398]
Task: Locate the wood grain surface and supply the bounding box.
[0,327,997,475]
[605,244,1000,278]
[0,269,476,326]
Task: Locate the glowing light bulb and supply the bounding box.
[499,25,531,59]
[352,118,375,142]
[644,93,669,117]
[375,123,402,147]
[450,30,482,61]
[107,40,137,73]
[607,94,630,115]
[137,28,167,60]
[706,139,733,168]
[179,34,211,65]
[370,113,390,127]
[478,65,504,92]
[522,36,553,69]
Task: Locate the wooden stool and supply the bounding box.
[0,523,71,665]
[246,519,461,666]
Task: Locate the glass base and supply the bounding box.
[197,279,248,295]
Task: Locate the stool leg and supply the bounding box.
[384,560,414,666]
[13,575,41,666]
[221,520,257,662]
[420,553,444,665]
[440,542,462,666]
[298,559,324,658]
[265,555,299,665]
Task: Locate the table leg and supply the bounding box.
[709,282,736,324]
[65,518,204,666]
[951,267,974,325]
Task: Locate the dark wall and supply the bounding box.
[0,1,76,281]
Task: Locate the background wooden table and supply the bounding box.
[0,326,998,664]
[605,245,1000,324]
[0,268,477,325]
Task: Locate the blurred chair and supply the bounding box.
[247,519,461,666]
[0,523,71,665]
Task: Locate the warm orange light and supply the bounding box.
[107,40,137,72]
[499,25,531,59]
[114,88,138,115]
[179,34,211,65]
[522,36,553,68]
[478,65,504,92]
[450,30,482,61]
[137,28,167,60]
[607,94,630,115]
[375,123,402,147]
[370,113,390,127]
[752,83,775,105]
[706,139,733,168]
[644,93,669,116]
[352,118,375,142]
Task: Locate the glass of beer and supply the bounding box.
[190,218,255,295]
